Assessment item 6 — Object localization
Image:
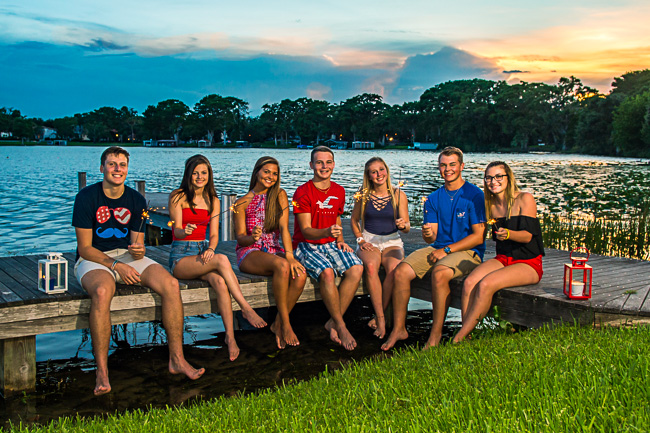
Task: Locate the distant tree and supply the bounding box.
[336,93,387,142]
[120,106,142,143]
[143,99,189,143]
[50,116,78,141]
[194,94,248,146]
[612,91,650,156]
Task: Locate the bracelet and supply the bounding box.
[206,247,215,253]
[505,229,510,240]
[110,260,119,271]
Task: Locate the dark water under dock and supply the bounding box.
[0,298,455,428]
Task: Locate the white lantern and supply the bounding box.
[38,252,68,294]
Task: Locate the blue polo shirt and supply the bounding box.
[423,182,486,260]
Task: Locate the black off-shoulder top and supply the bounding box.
[493,215,545,260]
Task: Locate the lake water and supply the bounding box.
[2,146,649,257]
[1,146,649,425]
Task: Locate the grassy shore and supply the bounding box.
[7,324,649,432]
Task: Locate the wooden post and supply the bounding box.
[220,194,237,241]
[135,180,146,198]
[78,172,87,191]
[0,336,36,397]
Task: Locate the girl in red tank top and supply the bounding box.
[169,154,267,361]
[234,156,307,349]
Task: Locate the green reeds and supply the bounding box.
[541,199,650,260]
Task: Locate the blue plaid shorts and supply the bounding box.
[295,242,363,280]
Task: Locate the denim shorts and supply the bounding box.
[169,240,209,273]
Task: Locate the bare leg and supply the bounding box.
[141,264,205,380]
[81,270,116,395]
[174,253,266,328]
[240,251,307,348]
[202,272,239,360]
[423,265,455,350]
[381,262,416,351]
[357,247,384,336]
[460,259,504,319]
[376,247,405,338]
[454,263,539,343]
[321,264,363,351]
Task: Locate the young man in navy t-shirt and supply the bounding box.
[292,146,363,351]
[72,146,204,395]
[382,147,486,351]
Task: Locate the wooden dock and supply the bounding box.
[1,200,649,396]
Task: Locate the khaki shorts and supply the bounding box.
[74,248,158,286]
[402,247,481,279]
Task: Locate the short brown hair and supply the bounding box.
[438,146,464,164]
[310,145,334,163]
[101,146,130,165]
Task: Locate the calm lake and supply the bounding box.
[1,146,649,426]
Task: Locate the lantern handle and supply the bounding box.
[569,246,590,262]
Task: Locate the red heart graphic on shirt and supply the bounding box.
[113,207,131,224]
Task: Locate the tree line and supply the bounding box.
[2,69,650,157]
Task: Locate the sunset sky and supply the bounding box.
[1,0,649,118]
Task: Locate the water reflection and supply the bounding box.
[1,146,648,256]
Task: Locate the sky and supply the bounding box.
[1,0,649,119]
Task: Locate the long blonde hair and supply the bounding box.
[359,157,398,228]
[249,156,282,233]
[484,161,519,219]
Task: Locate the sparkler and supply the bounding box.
[136,201,152,234]
[195,202,246,226]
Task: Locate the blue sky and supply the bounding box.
[1,0,648,118]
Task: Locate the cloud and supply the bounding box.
[387,47,504,102]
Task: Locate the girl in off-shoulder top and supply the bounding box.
[453,161,544,343]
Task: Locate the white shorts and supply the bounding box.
[356,230,404,253]
[74,248,158,286]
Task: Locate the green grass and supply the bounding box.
[7,324,650,432]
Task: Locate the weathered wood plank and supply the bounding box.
[0,336,36,397]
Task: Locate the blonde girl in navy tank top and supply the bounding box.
[169,154,267,361]
[351,157,410,339]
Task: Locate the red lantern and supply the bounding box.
[563,247,592,299]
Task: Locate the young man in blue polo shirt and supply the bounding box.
[382,147,486,350]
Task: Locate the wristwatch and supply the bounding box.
[443,246,452,255]
[356,237,364,244]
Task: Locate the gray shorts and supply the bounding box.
[168,240,209,274]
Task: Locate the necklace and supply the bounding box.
[444,186,460,201]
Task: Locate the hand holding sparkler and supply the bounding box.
[184,224,197,236]
[329,224,343,238]
[422,222,435,239]
[251,225,263,242]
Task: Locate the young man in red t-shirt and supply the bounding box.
[292,146,363,351]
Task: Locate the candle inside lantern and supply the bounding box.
[571,281,584,297]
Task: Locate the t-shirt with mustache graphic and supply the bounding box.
[72,182,146,260]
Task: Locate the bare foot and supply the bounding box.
[372,316,386,339]
[381,328,409,351]
[169,357,205,380]
[242,308,267,328]
[270,320,287,349]
[336,325,357,351]
[324,319,341,345]
[225,334,240,361]
[94,370,111,396]
[422,332,442,350]
[282,323,300,347]
[367,317,378,330]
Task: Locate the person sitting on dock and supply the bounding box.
[350,157,410,339]
[453,161,544,343]
[72,146,204,396]
[382,146,486,351]
[292,146,364,351]
[169,154,267,361]
[234,156,307,349]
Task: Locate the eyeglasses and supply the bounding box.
[484,174,508,183]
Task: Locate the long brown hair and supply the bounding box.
[171,154,218,214]
[484,161,518,219]
[359,157,398,228]
[249,156,282,233]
